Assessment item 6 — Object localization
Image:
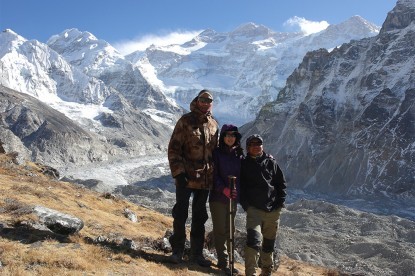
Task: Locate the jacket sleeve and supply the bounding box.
[239,159,248,211]
[273,162,287,208]
[213,150,226,193]
[168,118,186,178]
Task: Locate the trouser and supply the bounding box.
[169,185,209,257]
[245,206,282,276]
[209,200,237,265]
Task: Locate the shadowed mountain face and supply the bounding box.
[0,85,176,168]
[241,0,415,199]
[0,85,109,165]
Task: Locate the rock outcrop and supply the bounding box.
[241,0,415,199]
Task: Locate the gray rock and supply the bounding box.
[123,208,138,223]
[33,206,84,235]
[0,139,5,153]
[121,238,137,250]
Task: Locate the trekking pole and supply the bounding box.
[228,175,237,275]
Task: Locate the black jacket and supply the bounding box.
[240,152,286,212]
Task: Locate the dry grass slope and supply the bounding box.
[0,154,341,275]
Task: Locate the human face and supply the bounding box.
[223,132,237,147]
[197,97,213,113]
[247,140,263,157]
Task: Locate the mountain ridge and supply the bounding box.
[0,14,380,167]
[241,0,415,201]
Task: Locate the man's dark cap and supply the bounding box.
[246,134,263,147]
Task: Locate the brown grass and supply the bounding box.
[0,154,341,275]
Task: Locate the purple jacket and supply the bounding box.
[209,146,241,204]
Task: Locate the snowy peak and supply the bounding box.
[301,15,380,50]
[47,28,98,46]
[45,28,182,116]
[231,22,274,37]
[1,28,26,44]
[334,15,380,34]
[0,29,27,56]
[192,29,226,44]
[47,28,123,73]
[0,31,80,101]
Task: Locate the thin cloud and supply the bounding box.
[114,30,202,55]
[283,16,329,35]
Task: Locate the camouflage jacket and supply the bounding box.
[168,97,219,190]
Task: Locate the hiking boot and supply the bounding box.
[168,251,183,264]
[221,266,240,275]
[260,267,272,276]
[217,260,228,269]
[190,255,212,267]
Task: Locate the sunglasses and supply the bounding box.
[225,133,237,138]
[198,97,213,104]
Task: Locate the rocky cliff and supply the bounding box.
[241,0,415,200]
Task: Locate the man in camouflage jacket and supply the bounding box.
[168,89,219,267]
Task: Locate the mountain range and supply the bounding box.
[131,15,379,125]
[0,0,414,211]
[1,1,415,274]
[0,12,380,166]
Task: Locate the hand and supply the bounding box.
[175,173,188,188]
[223,187,230,198]
[231,188,237,199]
[223,187,237,199]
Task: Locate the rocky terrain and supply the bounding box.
[0,153,341,276]
[56,152,415,276]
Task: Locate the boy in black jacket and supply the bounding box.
[240,134,286,276]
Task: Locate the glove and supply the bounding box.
[175,173,188,188]
[223,187,237,199]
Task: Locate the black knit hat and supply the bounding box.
[246,134,263,147]
[220,124,238,134]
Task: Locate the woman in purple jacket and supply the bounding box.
[209,124,244,274]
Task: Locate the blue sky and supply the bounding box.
[1,0,396,54]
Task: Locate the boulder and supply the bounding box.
[33,206,84,235]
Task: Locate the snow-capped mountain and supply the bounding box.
[47,29,182,115]
[0,29,181,167]
[241,0,415,200]
[0,29,111,104]
[0,7,401,198]
[129,16,380,125]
